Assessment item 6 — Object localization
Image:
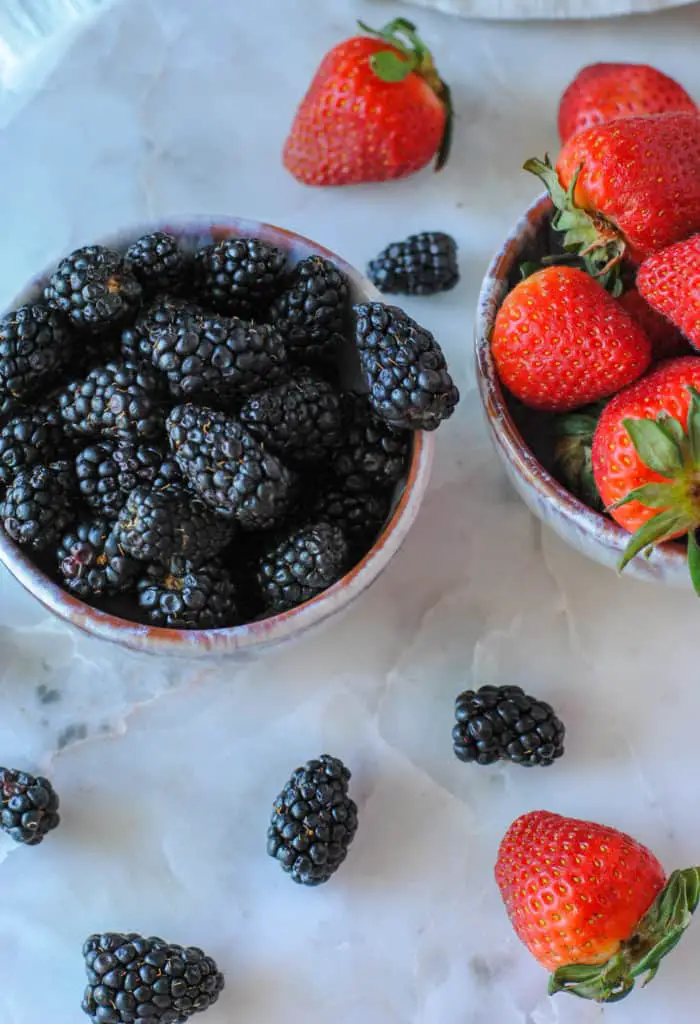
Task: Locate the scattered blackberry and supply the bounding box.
[45,245,142,332]
[115,485,234,566]
[75,440,165,519]
[0,303,73,401]
[152,456,182,490]
[151,311,289,401]
[0,408,66,487]
[452,685,566,768]
[1,460,76,551]
[0,767,60,845]
[120,294,195,365]
[239,373,343,466]
[194,236,287,316]
[269,255,349,364]
[137,556,237,629]
[331,392,409,494]
[167,404,297,530]
[367,231,459,295]
[58,361,164,442]
[82,932,224,1024]
[354,303,460,431]
[267,754,358,886]
[57,519,138,598]
[125,231,187,293]
[312,488,389,554]
[257,520,348,613]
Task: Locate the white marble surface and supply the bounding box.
[1,1,700,1021]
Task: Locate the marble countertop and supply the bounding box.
[2,1,700,1021]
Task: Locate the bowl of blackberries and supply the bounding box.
[0,218,459,656]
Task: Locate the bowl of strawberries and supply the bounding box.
[476,63,700,591]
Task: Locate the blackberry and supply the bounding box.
[367,231,459,295]
[312,488,389,554]
[115,485,234,566]
[0,303,73,401]
[269,255,349,364]
[239,373,343,466]
[452,685,566,768]
[76,440,165,519]
[57,519,138,598]
[45,245,142,332]
[194,236,287,316]
[0,767,59,845]
[124,232,187,293]
[167,404,297,530]
[0,408,66,488]
[81,932,224,1024]
[120,295,195,365]
[267,754,358,886]
[137,556,237,629]
[331,392,409,494]
[354,303,460,431]
[58,361,164,442]
[257,520,348,613]
[151,311,289,401]
[1,460,76,551]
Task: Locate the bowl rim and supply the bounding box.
[0,215,435,656]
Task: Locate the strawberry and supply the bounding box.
[495,810,700,1002]
[618,286,691,362]
[558,62,696,144]
[491,266,651,413]
[637,234,700,351]
[282,18,451,187]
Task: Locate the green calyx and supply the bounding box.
[613,387,700,594]
[553,401,608,511]
[524,155,625,297]
[357,18,453,171]
[549,866,700,1002]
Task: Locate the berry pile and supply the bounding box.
[0,230,458,629]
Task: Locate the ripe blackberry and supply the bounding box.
[115,485,234,566]
[0,303,73,401]
[257,520,348,613]
[267,754,358,886]
[82,932,224,1024]
[0,408,66,488]
[312,488,389,554]
[331,392,409,494]
[239,373,343,466]
[452,685,566,768]
[0,767,60,845]
[269,255,349,364]
[367,231,459,295]
[137,556,237,629]
[45,245,142,332]
[1,460,76,551]
[58,361,164,442]
[167,404,297,530]
[194,236,287,316]
[120,295,194,365]
[57,519,138,598]
[125,231,187,293]
[75,440,165,519]
[354,303,460,431]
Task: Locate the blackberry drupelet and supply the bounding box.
[239,373,343,465]
[120,295,195,365]
[75,440,165,519]
[125,232,187,293]
[81,932,224,1024]
[137,557,237,629]
[57,519,138,598]
[267,754,358,885]
[331,392,409,494]
[257,520,348,613]
[194,236,287,317]
[166,404,297,530]
[452,685,566,768]
[0,767,59,845]
[0,303,73,401]
[269,255,349,364]
[354,303,460,431]
[58,361,164,442]
[45,245,142,332]
[115,485,234,566]
[367,231,459,295]
[1,460,76,551]
[312,488,389,554]
[0,408,66,487]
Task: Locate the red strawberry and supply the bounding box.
[637,234,700,350]
[283,18,451,186]
[495,810,699,1002]
[618,286,691,362]
[491,266,651,413]
[558,62,696,144]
